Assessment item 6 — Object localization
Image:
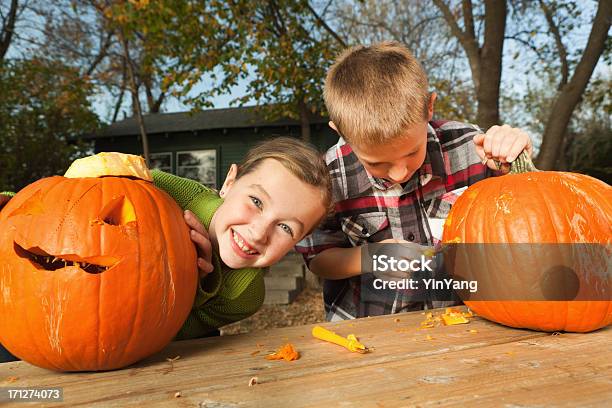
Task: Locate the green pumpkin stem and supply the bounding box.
[509,150,538,174]
[493,150,538,174]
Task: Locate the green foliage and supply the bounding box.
[0,59,99,191]
[430,78,478,124]
[503,68,611,178]
[141,0,344,122]
[565,74,612,183]
[566,125,612,184]
[329,0,479,123]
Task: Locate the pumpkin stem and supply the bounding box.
[508,151,538,174]
[64,152,152,181]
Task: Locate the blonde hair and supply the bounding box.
[237,137,333,219]
[324,41,430,146]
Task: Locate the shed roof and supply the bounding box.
[92,106,328,139]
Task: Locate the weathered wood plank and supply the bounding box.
[203,327,611,408]
[1,308,609,407]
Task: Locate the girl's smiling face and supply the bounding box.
[209,159,326,269]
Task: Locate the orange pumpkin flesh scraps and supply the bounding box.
[420,308,473,329]
[266,343,299,361]
[0,153,198,371]
[442,152,612,333]
[441,312,469,326]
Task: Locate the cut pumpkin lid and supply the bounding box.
[64,152,152,181]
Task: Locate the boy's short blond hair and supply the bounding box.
[324,41,430,146]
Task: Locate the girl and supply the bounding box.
[153,137,332,339]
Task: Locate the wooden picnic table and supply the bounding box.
[1,307,610,407]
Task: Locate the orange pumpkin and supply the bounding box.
[442,152,612,332]
[0,153,198,371]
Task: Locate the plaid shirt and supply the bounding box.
[296,120,493,321]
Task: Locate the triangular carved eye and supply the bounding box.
[98,196,136,226]
[8,189,44,217]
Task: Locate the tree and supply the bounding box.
[35,0,175,164]
[432,0,506,130]
[432,0,611,169]
[0,0,18,61]
[534,0,611,169]
[94,0,152,163]
[31,0,169,123]
[329,0,479,122]
[0,58,99,191]
[152,0,346,141]
[563,73,611,182]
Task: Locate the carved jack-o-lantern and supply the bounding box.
[0,153,197,371]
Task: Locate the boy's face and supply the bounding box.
[210,159,326,270]
[332,93,436,185]
[351,120,429,184]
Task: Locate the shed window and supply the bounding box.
[177,150,217,188]
[150,152,173,173]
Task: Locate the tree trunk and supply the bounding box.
[85,30,113,77]
[151,92,165,113]
[118,28,150,166]
[111,86,125,123]
[298,100,311,143]
[0,0,18,61]
[433,0,506,130]
[112,59,128,123]
[476,0,506,130]
[536,0,611,170]
[144,77,155,113]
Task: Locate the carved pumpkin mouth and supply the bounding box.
[13,242,117,274]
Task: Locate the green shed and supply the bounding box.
[88,106,338,188]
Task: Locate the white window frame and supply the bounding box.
[149,152,173,173]
[176,149,217,188]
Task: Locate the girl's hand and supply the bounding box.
[184,210,214,278]
[473,125,533,173]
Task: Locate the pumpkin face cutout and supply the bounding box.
[442,154,612,333]
[0,155,197,371]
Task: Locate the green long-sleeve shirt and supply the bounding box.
[151,170,265,340]
[1,174,265,341]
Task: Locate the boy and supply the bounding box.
[296,41,533,321]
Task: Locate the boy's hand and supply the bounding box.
[473,125,533,173]
[0,194,11,211]
[379,238,412,245]
[184,210,214,278]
